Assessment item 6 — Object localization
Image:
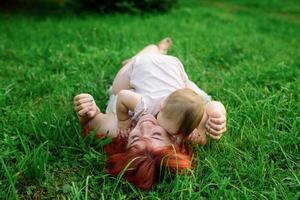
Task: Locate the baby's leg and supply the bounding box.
[112,44,162,94]
[112,62,132,94]
[113,44,158,94]
[113,38,173,94]
[121,37,172,66]
[121,44,160,67]
[158,37,172,54]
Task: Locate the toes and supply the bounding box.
[158,37,173,48]
[165,37,172,44]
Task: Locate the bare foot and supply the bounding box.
[158,37,172,54]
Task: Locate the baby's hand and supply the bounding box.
[74,94,100,119]
[205,112,227,140]
[118,118,132,136]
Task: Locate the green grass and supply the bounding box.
[0,0,299,199]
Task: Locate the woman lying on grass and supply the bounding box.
[74,38,227,190]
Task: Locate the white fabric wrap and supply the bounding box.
[130,97,148,121]
[106,86,148,122]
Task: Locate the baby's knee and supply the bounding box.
[146,44,159,52]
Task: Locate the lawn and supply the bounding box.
[0,0,299,199]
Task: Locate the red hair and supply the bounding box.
[104,136,193,190]
[81,127,194,190]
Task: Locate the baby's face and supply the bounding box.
[156,111,180,136]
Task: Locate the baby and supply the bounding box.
[117,88,205,143]
[75,38,226,144]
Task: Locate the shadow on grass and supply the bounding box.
[0,0,176,21]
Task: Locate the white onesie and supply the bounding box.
[106,54,211,116]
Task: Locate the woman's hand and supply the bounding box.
[187,129,207,145]
[74,94,100,125]
[205,101,227,140]
[205,112,227,139]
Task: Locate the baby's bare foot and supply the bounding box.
[158,37,172,54]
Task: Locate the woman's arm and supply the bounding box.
[74,94,100,126]
[74,93,119,138]
[186,80,211,103]
[187,112,208,145]
[204,101,227,140]
[186,81,227,140]
[187,101,227,144]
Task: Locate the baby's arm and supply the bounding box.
[116,90,142,131]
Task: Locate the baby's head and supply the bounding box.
[157,88,205,137]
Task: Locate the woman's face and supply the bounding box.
[127,114,172,149]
